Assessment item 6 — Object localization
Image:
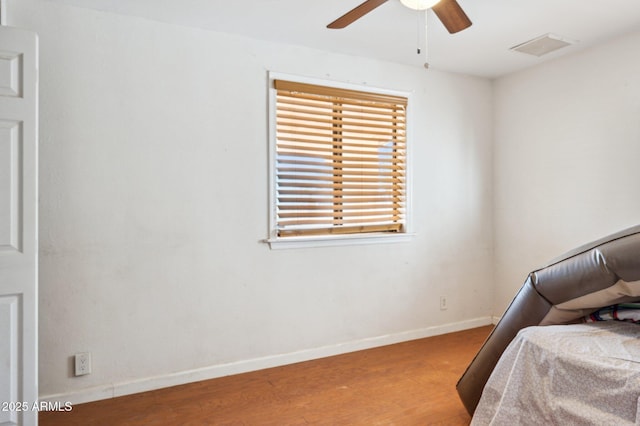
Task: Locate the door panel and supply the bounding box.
[0,26,38,426]
[0,120,22,254]
[0,296,19,425]
[0,50,22,97]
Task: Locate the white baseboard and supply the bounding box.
[41,316,493,406]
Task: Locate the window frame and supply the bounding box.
[266,72,414,249]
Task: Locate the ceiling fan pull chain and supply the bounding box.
[424,10,430,68]
[416,8,422,54]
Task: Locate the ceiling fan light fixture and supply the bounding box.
[399,0,442,11]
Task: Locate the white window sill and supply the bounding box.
[265,232,415,250]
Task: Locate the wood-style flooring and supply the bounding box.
[40,325,492,425]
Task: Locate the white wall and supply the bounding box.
[493,31,640,315]
[9,0,494,402]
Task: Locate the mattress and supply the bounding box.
[472,321,640,426]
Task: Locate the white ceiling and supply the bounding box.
[47,0,640,78]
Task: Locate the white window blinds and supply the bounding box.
[274,80,407,237]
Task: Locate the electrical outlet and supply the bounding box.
[440,296,448,311]
[75,352,91,376]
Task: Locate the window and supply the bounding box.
[268,75,411,248]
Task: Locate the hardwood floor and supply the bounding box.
[40,326,492,425]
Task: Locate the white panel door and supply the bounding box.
[0,26,38,426]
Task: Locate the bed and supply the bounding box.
[457,224,640,421]
[472,320,640,425]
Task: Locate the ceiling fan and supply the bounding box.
[327,0,472,34]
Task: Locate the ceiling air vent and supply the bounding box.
[510,33,577,57]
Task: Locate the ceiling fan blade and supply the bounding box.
[431,0,472,34]
[327,0,389,29]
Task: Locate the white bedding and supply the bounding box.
[472,322,640,426]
